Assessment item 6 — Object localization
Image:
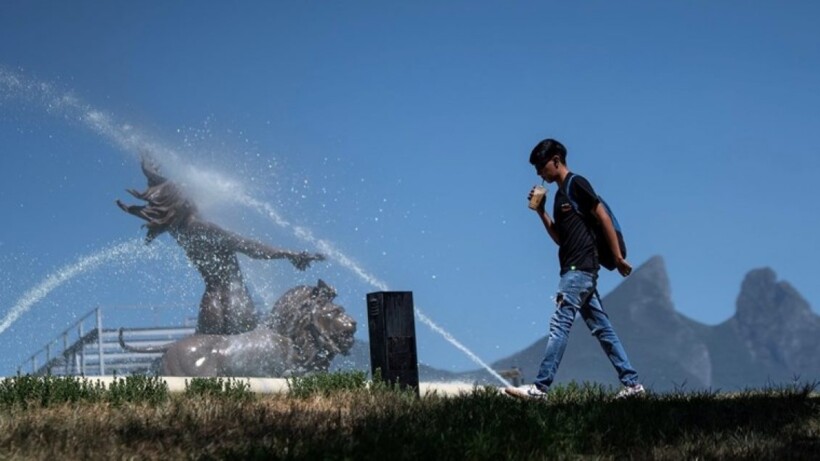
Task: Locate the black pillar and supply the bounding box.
[366,291,419,394]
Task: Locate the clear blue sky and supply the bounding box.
[1,1,818,377]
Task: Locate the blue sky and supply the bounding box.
[1,2,818,377]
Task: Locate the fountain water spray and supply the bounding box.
[240,196,511,386]
[0,239,160,335]
[0,69,510,386]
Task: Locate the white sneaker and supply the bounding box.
[504,384,548,400]
[615,383,645,399]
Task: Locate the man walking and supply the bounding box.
[506,138,645,399]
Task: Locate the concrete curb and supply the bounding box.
[45,376,493,397]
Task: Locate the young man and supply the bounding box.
[506,138,645,400]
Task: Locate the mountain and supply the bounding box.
[477,256,714,390]
[477,257,820,391]
[688,267,820,389]
[333,256,820,391]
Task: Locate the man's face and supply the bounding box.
[535,155,560,183]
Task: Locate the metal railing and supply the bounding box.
[18,307,105,376]
[17,308,195,376]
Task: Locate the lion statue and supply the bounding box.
[119,280,356,377]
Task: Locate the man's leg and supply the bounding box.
[579,291,639,386]
[533,271,591,390]
[533,302,576,390]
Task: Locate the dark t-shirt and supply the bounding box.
[553,173,600,274]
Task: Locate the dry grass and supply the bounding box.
[0,375,817,460]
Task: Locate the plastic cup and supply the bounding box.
[528,185,546,210]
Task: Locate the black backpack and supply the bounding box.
[562,175,627,271]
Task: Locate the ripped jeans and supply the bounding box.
[534,270,639,390]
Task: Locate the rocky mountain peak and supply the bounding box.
[735,268,812,323]
[731,267,819,373]
[628,255,670,293]
[607,255,674,315]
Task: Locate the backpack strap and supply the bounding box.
[563,174,613,227]
[563,174,581,215]
[563,173,608,226]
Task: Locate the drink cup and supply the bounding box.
[528,185,546,210]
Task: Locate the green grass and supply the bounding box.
[0,373,816,460]
[184,377,253,401]
[0,374,169,407]
[287,369,369,398]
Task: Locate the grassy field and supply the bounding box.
[0,374,817,460]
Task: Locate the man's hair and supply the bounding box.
[529,138,567,165]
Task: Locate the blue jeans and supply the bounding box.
[534,270,639,390]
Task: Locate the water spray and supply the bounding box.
[240,195,511,386]
[0,239,158,335]
[0,69,511,386]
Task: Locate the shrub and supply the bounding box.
[287,370,368,398]
[107,375,168,406]
[0,374,105,408]
[184,377,253,401]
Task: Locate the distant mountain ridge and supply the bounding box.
[332,256,820,391]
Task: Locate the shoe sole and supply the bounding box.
[615,389,646,399]
[504,386,545,400]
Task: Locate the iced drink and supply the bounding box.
[528,185,546,210]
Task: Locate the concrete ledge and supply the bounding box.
[44,376,491,397]
[419,381,492,396]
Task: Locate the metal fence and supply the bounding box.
[17,307,194,376]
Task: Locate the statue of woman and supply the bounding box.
[117,156,324,335]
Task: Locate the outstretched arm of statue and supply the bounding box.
[214,225,326,270]
[286,251,326,271]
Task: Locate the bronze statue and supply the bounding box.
[117,156,325,335]
[119,280,356,377]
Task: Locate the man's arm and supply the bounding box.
[529,187,561,245]
[592,203,632,277]
[538,210,562,246]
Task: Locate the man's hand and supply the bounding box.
[527,186,547,213]
[615,257,633,277]
[288,251,326,271]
